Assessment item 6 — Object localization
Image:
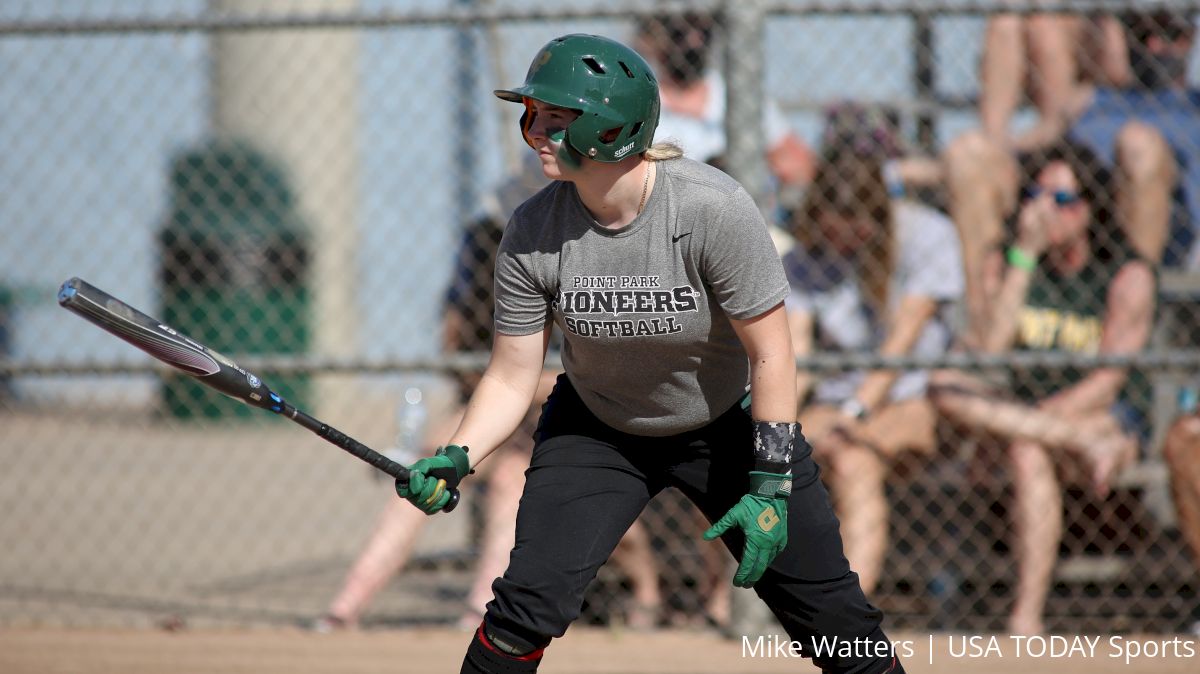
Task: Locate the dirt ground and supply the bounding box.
[2,410,1197,673]
[1,627,1197,673]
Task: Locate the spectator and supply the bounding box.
[947,10,1195,346]
[634,10,943,219]
[784,110,964,595]
[929,141,1155,635]
[314,159,662,632]
[1070,10,1200,269]
[634,10,815,190]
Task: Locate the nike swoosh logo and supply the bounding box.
[672,232,691,243]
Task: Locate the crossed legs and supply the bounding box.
[928,370,1138,633]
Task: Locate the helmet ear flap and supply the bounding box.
[580,116,648,159]
[521,97,583,168]
[518,99,537,149]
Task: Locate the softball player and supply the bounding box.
[396,34,905,673]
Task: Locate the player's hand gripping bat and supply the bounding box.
[57,277,460,512]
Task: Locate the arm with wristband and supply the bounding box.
[704,303,798,587]
[982,190,1051,354]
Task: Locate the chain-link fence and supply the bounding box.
[2,0,1199,637]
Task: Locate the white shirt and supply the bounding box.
[783,200,965,403]
[652,71,791,163]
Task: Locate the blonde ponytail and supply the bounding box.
[644,141,684,161]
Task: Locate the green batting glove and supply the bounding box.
[395,444,471,515]
[703,471,791,588]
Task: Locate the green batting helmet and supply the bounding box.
[495,34,660,163]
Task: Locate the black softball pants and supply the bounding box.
[480,375,902,673]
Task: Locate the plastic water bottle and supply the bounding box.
[396,387,427,458]
[1180,385,1199,415]
[375,387,426,480]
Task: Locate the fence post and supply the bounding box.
[455,0,481,230]
[913,10,937,154]
[211,0,364,421]
[723,0,783,639]
[723,0,771,215]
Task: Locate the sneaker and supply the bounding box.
[309,614,352,633]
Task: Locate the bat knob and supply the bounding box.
[444,490,461,513]
[57,278,80,306]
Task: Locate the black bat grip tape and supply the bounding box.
[306,417,459,513]
[318,424,407,476]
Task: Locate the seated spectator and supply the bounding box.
[1069,10,1199,269]
[783,114,964,595]
[929,140,1155,635]
[635,10,815,190]
[634,10,943,213]
[947,10,1196,346]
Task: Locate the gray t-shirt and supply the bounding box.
[494,157,789,436]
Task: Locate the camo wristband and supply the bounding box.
[752,421,796,475]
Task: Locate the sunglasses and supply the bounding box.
[1023,186,1083,207]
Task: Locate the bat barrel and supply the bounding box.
[60,276,457,512]
[58,277,281,410]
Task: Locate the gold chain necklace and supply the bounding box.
[637,162,652,214]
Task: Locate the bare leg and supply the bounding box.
[799,404,847,450]
[1114,121,1176,264]
[610,519,663,628]
[1008,439,1062,635]
[458,448,528,628]
[813,398,937,595]
[857,397,939,457]
[320,398,468,629]
[1164,414,1200,570]
[458,372,559,626]
[1083,15,1132,87]
[692,506,732,628]
[1005,14,1082,151]
[980,14,1027,143]
[941,131,1018,348]
[326,495,428,626]
[827,442,890,595]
